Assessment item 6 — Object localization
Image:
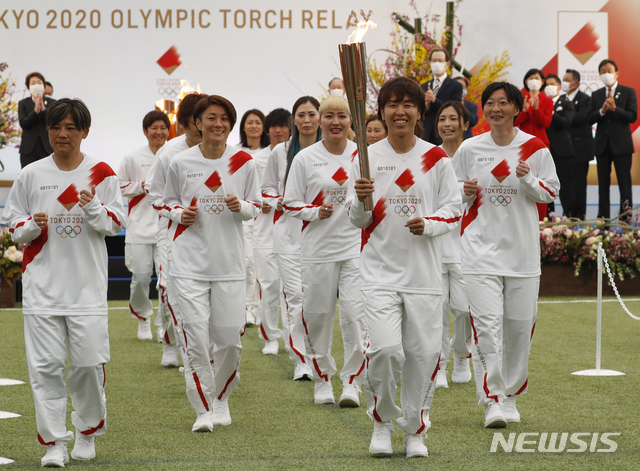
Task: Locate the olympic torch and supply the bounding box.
[339,21,376,211]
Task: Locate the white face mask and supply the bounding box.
[561,81,573,93]
[430,62,446,76]
[527,79,542,91]
[600,73,616,87]
[461,89,468,98]
[29,83,44,97]
[329,89,346,99]
[544,86,558,98]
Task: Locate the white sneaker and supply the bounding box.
[70,429,95,461]
[192,411,214,432]
[161,344,179,367]
[293,363,312,381]
[452,356,472,383]
[245,309,256,326]
[178,366,185,375]
[212,398,232,426]
[369,421,394,456]
[503,397,520,423]
[484,402,507,428]
[404,432,429,458]
[339,384,360,408]
[137,318,152,340]
[41,444,69,467]
[262,339,279,355]
[313,381,335,404]
[435,370,448,388]
[156,327,163,343]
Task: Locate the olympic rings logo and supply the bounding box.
[490,195,512,207]
[56,225,82,238]
[394,205,416,217]
[157,87,180,98]
[331,196,345,205]
[204,204,225,215]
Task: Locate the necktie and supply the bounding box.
[432,78,440,96]
[608,88,613,99]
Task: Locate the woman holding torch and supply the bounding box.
[283,96,367,407]
[348,78,462,457]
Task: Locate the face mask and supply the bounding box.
[461,89,468,98]
[561,81,572,93]
[600,73,616,87]
[544,86,558,98]
[430,62,446,76]
[329,89,346,99]
[527,79,542,91]
[29,83,44,97]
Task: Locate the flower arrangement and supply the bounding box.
[0,62,21,152]
[540,214,640,281]
[0,227,24,286]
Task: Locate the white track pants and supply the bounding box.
[465,275,539,406]
[275,252,307,367]
[244,226,260,312]
[124,243,158,321]
[254,247,282,341]
[24,315,109,446]
[155,224,177,347]
[301,258,367,387]
[173,278,245,415]
[363,290,442,434]
[440,262,471,369]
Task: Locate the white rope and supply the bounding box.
[600,243,640,321]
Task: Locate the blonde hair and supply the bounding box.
[319,96,351,117]
[319,96,355,140]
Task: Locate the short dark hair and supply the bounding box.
[481,82,523,122]
[565,69,580,83]
[177,93,207,128]
[193,95,238,135]
[598,59,618,73]
[328,77,344,88]
[454,76,470,88]
[239,109,269,148]
[45,81,53,91]
[142,110,170,131]
[46,98,91,130]
[366,114,388,131]
[264,108,292,133]
[545,74,561,86]
[25,72,45,89]
[429,47,451,62]
[377,77,427,121]
[435,101,469,138]
[523,68,545,91]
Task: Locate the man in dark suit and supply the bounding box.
[588,59,638,219]
[454,76,478,139]
[421,48,463,145]
[545,74,575,216]
[18,72,56,168]
[562,69,594,219]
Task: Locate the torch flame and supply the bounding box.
[179,80,196,101]
[347,20,378,44]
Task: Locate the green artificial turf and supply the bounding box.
[0,297,639,470]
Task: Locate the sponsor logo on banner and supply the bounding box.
[558,12,609,95]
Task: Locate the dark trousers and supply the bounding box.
[551,148,574,217]
[596,148,633,218]
[570,161,590,220]
[19,138,50,169]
